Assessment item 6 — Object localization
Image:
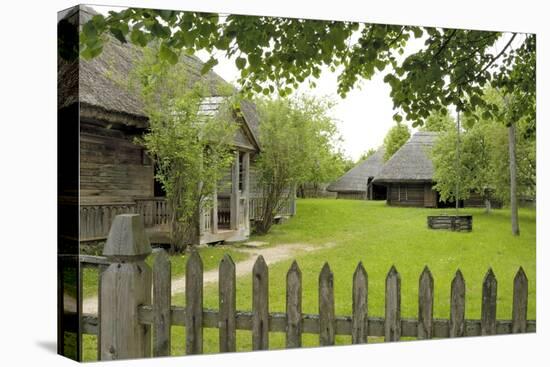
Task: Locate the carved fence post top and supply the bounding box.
[420,266,434,282]
[483,268,497,284]
[320,262,332,277]
[103,214,151,257]
[220,253,235,269]
[288,260,301,275]
[253,255,268,272]
[354,262,367,277]
[453,269,465,282]
[387,265,400,279]
[515,266,527,280]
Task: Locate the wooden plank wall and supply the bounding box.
[80,126,153,202]
[388,183,435,207]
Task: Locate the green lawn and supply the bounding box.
[83,198,536,361]
[82,246,250,299]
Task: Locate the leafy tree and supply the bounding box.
[131,49,237,252]
[383,123,410,161]
[420,110,455,132]
[78,9,534,124]
[432,88,536,214]
[431,120,499,212]
[254,96,340,234]
[357,148,376,162]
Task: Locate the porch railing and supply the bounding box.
[80,198,168,242]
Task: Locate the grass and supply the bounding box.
[83,199,536,361]
[81,246,250,299]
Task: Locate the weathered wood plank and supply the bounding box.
[99,214,152,360]
[219,254,236,352]
[385,266,401,341]
[252,256,269,350]
[352,262,368,344]
[450,270,466,337]
[152,249,171,357]
[418,266,434,339]
[512,267,528,333]
[481,268,497,335]
[185,250,203,354]
[319,262,335,346]
[286,261,302,348]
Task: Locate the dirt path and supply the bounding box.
[80,242,333,315]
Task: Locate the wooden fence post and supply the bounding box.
[481,268,497,336]
[319,262,335,346]
[186,250,203,354]
[100,214,152,360]
[252,256,269,350]
[450,270,466,337]
[286,261,302,348]
[153,249,171,357]
[385,266,401,342]
[352,262,368,344]
[418,266,434,339]
[219,254,236,352]
[512,267,528,333]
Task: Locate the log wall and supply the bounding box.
[80,123,154,202]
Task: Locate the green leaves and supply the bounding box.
[80,15,106,59]
[81,42,103,60]
[383,122,411,160]
[235,57,246,70]
[76,8,533,136]
[159,43,179,64]
[201,57,218,74]
[130,28,148,47]
[151,21,171,38]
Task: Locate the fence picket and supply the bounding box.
[219,254,236,352]
[512,267,528,333]
[252,256,269,350]
[481,268,497,335]
[418,266,434,339]
[385,266,401,342]
[352,262,368,344]
[319,262,335,346]
[450,270,466,337]
[99,214,152,360]
[185,250,203,354]
[286,261,302,348]
[153,249,171,357]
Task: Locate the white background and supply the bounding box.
[0,0,548,365]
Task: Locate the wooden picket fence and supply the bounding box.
[77,214,535,360]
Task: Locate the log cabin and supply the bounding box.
[372,132,439,207]
[58,5,295,245]
[372,131,502,208]
[326,147,386,200]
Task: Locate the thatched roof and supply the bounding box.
[373,131,438,184]
[326,147,386,193]
[58,5,260,148]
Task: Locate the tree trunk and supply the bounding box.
[508,122,520,236]
[484,198,491,214]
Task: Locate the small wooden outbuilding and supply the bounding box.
[372,131,502,208]
[326,147,386,200]
[372,132,439,207]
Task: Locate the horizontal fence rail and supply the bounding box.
[74,214,535,360]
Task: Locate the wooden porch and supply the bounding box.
[79,151,296,245]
